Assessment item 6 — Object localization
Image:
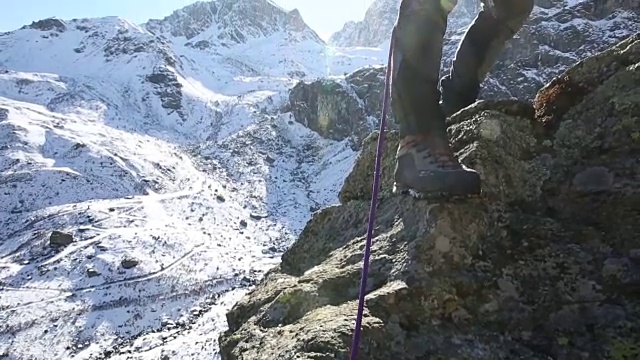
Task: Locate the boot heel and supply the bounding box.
[394,182,475,201]
[393,182,430,199]
[392,182,410,195]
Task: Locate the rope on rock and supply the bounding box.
[349,34,394,360]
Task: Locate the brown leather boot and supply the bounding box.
[393,132,481,197]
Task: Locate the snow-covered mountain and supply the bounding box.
[479,0,640,100]
[0,2,387,359]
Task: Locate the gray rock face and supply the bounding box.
[287,66,399,148]
[25,18,67,32]
[145,67,184,120]
[328,0,401,48]
[219,35,640,360]
[288,79,372,148]
[345,66,390,121]
[144,0,324,46]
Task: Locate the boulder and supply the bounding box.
[219,35,640,360]
[49,230,74,247]
[121,257,140,269]
[0,107,8,121]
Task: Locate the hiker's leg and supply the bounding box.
[391,0,455,137]
[440,0,534,116]
[391,0,481,197]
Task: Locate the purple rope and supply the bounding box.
[349,35,394,360]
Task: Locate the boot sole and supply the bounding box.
[392,182,481,201]
[394,155,482,198]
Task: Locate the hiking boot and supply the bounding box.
[389,0,481,197]
[393,133,481,197]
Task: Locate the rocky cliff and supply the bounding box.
[286,68,391,149]
[218,34,640,360]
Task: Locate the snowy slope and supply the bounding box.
[0,2,387,359]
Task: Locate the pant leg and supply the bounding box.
[440,0,534,116]
[391,0,458,137]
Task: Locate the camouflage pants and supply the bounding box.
[391,0,534,136]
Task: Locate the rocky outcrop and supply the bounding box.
[345,66,391,121]
[288,78,374,148]
[24,18,67,32]
[219,35,640,360]
[103,29,178,66]
[287,66,398,148]
[145,67,184,120]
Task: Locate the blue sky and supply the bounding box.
[0,0,376,40]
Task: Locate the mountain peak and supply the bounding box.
[144,0,323,46]
[329,0,399,48]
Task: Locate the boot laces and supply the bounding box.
[410,139,461,170]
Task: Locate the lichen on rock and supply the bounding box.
[219,34,640,360]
